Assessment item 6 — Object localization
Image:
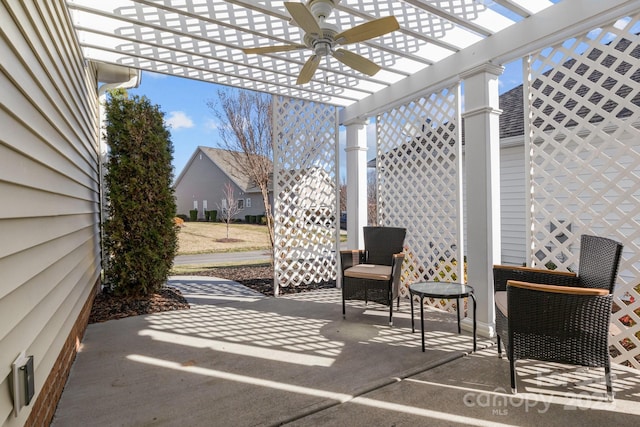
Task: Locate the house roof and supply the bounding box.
[175,146,273,193]
[499,85,524,139]
[202,147,273,193]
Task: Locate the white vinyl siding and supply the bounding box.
[499,142,527,265]
[462,140,527,266]
[0,1,100,425]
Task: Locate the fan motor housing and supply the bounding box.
[304,25,338,56]
[308,0,337,20]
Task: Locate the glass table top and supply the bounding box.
[409,281,474,298]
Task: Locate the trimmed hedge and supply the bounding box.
[103,89,177,297]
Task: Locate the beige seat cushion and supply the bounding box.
[495,291,508,316]
[344,264,392,281]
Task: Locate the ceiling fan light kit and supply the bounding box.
[242,1,399,85]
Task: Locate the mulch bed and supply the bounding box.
[89,264,335,323]
[89,287,189,324]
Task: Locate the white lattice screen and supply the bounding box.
[527,15,640,368]
[377,86,464,310]
[272,96,339,292]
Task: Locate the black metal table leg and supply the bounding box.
[420,296,425,352]
[410,290,415,333]
[471,292,477,352]
[456,296,461,333]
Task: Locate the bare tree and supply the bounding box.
[208,89,275,256]
[217,181,243,239]
[339,179,347,214]
[367,168,378,225]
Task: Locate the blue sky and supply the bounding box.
[128,59,523,179]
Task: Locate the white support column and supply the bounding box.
[460,63,503,338]
[344,119,369,250]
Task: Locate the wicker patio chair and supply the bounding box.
[340,226,406,326]
[493,234,623,399]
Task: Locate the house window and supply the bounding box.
[203,200,208,211]
[221,199,227,210]
[237,199,245,209]
[193,200,198,210]
[246,198,251,208]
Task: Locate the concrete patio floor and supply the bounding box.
[52,276,640,426]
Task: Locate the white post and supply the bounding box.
[344,119,369,250]
[460,63,503,338]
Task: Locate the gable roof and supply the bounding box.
[175,146,273,193]
[499,85,525,139]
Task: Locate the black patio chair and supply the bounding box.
[493,234,623,399]
[340,226,406,326]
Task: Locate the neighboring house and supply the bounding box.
[174,146,273,221]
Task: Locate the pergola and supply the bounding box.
[66,0,640,365]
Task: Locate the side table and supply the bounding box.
[409,281,477,352]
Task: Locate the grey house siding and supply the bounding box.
[0,1,100,425]
[175,148,267,220]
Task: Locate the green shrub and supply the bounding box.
[103,89,177,298]
[210,210,217,222]
[189,209,198,221]
[177,214,188,222]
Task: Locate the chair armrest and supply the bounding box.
[493,264,577,293]
[507,280,609,296]
[340,250,365,273]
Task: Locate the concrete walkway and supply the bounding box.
[52,277,640,426]
[174,250,272,266]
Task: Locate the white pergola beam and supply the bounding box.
[340,0,640,124]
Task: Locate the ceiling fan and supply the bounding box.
[242,0,400,85]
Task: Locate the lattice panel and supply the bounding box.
[377,86,464,312]
[527,15,640,368]
[272,96,338,290]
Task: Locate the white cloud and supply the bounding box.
[204,118,219,131]
[165,111,194,130]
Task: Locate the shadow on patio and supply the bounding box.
[52,277,640,426]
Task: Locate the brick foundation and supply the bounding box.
[25,280,98,427]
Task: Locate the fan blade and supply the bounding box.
[285,2,321,36]
[332,49,380,76]
[335,16,399,45]
[297,55,320,85]
[243,44,306,54]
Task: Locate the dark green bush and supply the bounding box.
[177,214,188,221]
[189,209,198,221]
[103,89,177,298]
[209,210,217,222]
